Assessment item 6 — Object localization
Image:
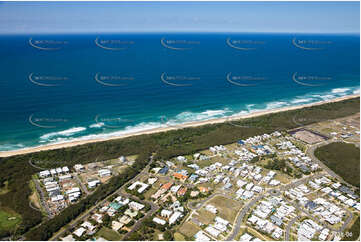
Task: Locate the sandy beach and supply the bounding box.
[0,94,359,158]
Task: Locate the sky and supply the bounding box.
[0,1,359,34]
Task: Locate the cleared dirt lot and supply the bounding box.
[207,195,242,223]
[192,208,216,225]
[179,221,201,238]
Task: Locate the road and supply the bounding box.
[281,172,325,191]
[32,178,52,218]
[226,192,266,241]
[283,198,354,239]
[50,157,153,241]
[226,173,326,241]
[285,217,298,241]
[284,173,353,240]
[306,139,354,188]
[120,192,159,240]
[280,138,359,240]
[74,174,89,195]
[28,158,45,170]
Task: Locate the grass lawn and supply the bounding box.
[96,227,122,241]
[208,195,242,222]
[197,158,214,168]
[174,232,186,241]
[0,208,22,234]
[126,155,138,161]
[314,142,360,187]
[306,191,319,201]
[274,170,292,183]
[179,221,201,238]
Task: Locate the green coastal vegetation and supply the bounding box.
[0,97,358,240]
[314,142,360,187]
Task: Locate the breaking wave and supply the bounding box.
[0,85,359,152]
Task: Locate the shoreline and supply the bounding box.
[0,94,359,158]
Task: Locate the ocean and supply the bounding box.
[0,33,359,151]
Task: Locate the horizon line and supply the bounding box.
[0,31,360,36]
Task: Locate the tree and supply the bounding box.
[102,214,111,227]
[164,230,173,241]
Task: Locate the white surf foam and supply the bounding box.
[174,109,231,122]
[89,122,105,128]
[40,127,87,140]
[290,98,315,104]
[2,85,359,152]
[331,88,351,94]
[0,143,25,151]
[266,101,289,110]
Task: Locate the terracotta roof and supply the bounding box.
[173,173,188,180]
[161,182,173,190]
[177,187,187,196]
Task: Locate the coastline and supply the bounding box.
[0,94,359,158]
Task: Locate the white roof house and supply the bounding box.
[248,215,258,225]
[111,221,123,231]
[81,221,96,231]
[128,181,149,193]
[169,211,182,225]
[88,180,100,188]
[68,192,81,202]
[61,235,75,241]
[128,201,144,211]
[319,228,329,241]
[272,227,283,239]
[205,226,221,237]
[39,170,51,178]
[205,204,217,214]
[237,180,247,188]
[73,227,86,238]
[161,209,172,218]
[98,169,111,177]
[147,177,158,185]
[252,186,263,193]
[215,216,229,226]
[269,179,280,186]
[153,217,166,225]
[177,156,187,162]
[62,166,69,173]
[51,195,64,202]
[59,174,72,181]
[239,233,253,241]
[245,183,254,191]
[66,187,81,194]
[170,185,181,193]
[74,164,85,172]
[194,231,210,241]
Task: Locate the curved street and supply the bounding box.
[306,139,357,189]
[226,172,327,241]
[285,217,298,241]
